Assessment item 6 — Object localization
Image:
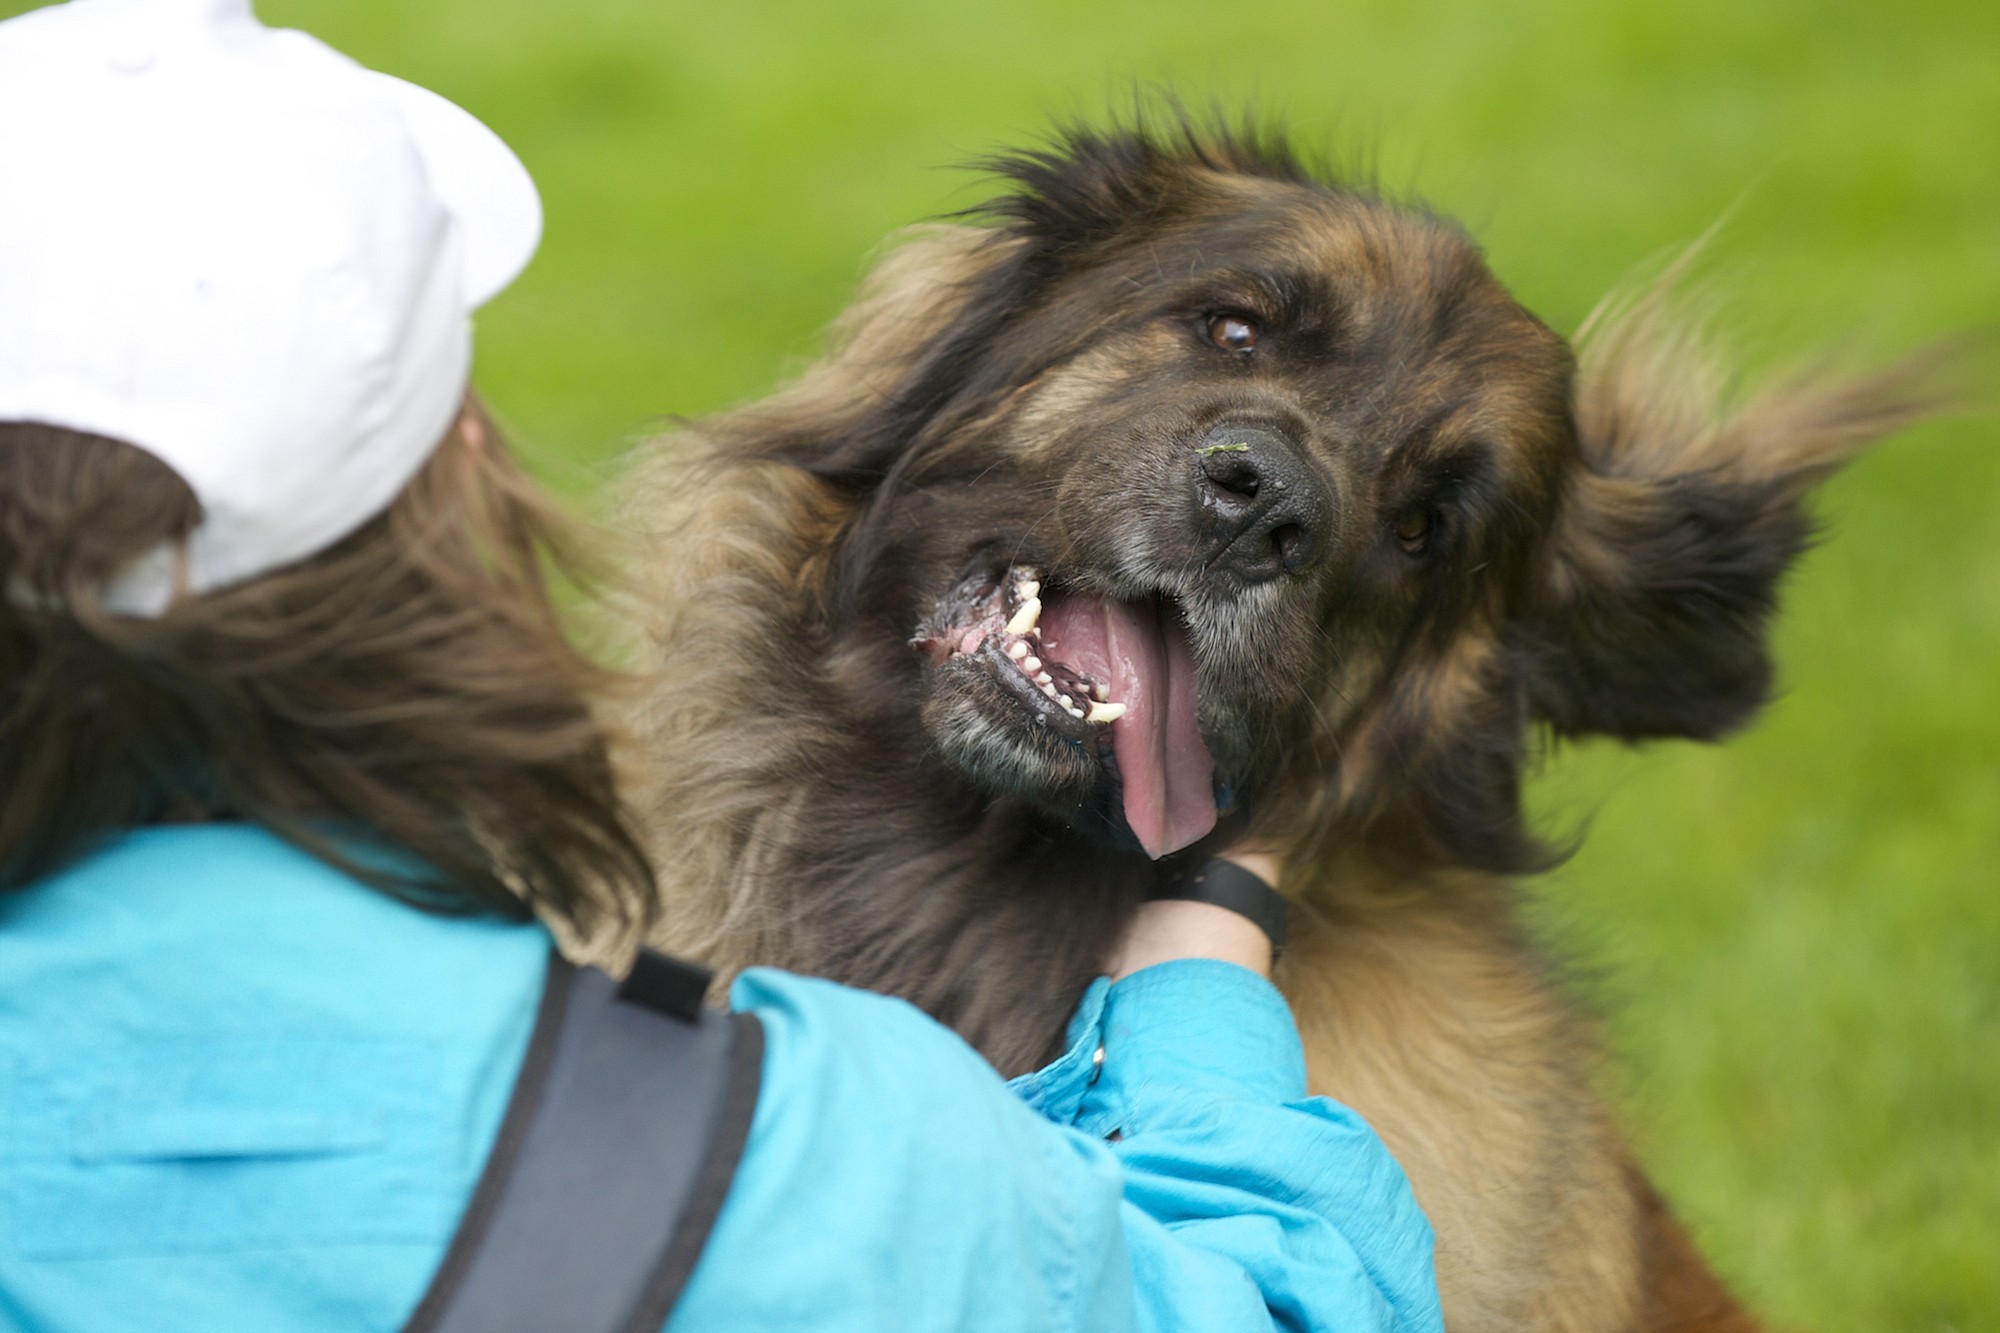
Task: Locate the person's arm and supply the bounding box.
[1015,841,1438,1332]
[1033,958,1440,1331]
[664,850,1442,1333]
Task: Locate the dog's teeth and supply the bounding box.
[1022,656,1041,673]
[1040,681,1059,699]
[1035,671,1053,686]
[1086,701,1127,724]
[1017,579,1040,602]
[1006,641,1029,661]
[1089,681,1109,701]
[1058,693,1074,709]
[1005,598,1042,636]
[1063,703,1085,719]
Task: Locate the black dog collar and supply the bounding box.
[1147,859,1288,954]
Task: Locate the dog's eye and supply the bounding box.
[1206,313,1260,353]
[1394,508,1433,553]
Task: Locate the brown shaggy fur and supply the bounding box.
[620,123,1943,1331]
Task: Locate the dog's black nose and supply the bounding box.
[1192,423,1330,582]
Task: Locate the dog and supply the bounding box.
[621,121,1942,1331]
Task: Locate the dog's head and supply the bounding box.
[743,123,1940,875]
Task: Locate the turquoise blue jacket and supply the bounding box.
[0,826,1442,1332]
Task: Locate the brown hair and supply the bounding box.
[0,402,653,933]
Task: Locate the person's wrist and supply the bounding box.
[1147,857,1289,953]
[1216,848,1281,886]
[1108,898,1274,981]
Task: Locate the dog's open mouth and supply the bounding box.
[913,565,1218,858]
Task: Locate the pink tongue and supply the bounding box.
[1039,596,1217,859]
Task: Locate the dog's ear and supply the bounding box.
[747,123,1299,486]
[1516,285,1950,742]
[730,223,1032,482]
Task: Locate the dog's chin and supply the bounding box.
[911,562,1225,858]
[920,656,1121,827]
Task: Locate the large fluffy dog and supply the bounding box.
[623,124,1939,1330]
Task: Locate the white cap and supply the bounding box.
[0,0,542,613]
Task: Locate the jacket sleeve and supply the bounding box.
[1028,960,1444,1332]
[663,962,1442,1333]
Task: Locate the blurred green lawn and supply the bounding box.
[19,0,1996,1325]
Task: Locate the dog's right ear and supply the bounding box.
[1516,286,1952,743]
[736,224,1032,484]
[744,122,1290,486]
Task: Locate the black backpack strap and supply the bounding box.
[403,949,764,1333]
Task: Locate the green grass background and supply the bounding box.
[18,0,1997,1325]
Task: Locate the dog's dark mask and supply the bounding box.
[751,123,1939,875]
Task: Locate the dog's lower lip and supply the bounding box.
[980,637,1095,733]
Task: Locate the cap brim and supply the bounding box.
[366,71,542,308]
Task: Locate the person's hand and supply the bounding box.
[1106,840,1285,981]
